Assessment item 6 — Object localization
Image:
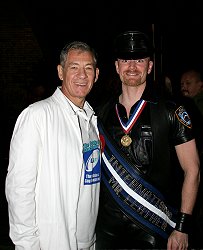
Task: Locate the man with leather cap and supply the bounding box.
[95,30,200,249]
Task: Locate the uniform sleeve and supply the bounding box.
[170,104,195,146]
[5,106,42,250]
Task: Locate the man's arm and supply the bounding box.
[5,107,41,250]
[175,139,200,214]
[167,139,200,250]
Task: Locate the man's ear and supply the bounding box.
[115,61,119,74]
[94,68,100,83]
[57,65,63,81]
[147,61,153,74]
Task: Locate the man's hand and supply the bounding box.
[167,230,188,250]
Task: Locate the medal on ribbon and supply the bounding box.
[120,134,132,147]
[116,99,147,147]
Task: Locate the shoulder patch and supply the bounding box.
[175,106,192,129]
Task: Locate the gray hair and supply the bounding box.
[59,41,98,68]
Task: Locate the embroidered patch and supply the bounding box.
[175,106,192,128]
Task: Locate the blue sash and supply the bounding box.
[99,122,178,240]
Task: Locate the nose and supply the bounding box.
[77,68,88,78]
[181,82,185,89]
[128,60,137,69]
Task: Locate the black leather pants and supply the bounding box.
[96,230,160,249]
[95,202,167,249]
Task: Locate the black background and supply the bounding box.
[18,0,203,84]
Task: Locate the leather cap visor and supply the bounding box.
[114,31,153,60]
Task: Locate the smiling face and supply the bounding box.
[115,58,153,88]
[57,49,99,107]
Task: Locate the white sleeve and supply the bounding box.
[5,106,42,250]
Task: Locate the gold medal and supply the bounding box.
[121,134,132,147]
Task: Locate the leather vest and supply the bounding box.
[96,85,194,246]
[97,89,194,200]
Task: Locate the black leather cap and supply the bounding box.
[114,31,153,60]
